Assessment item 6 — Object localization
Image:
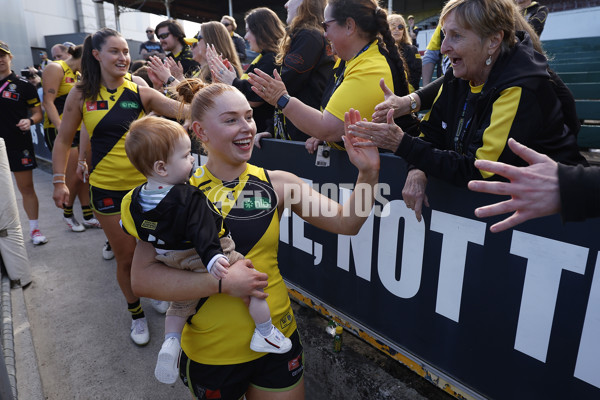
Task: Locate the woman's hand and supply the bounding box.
[207,44,236,85]
[147,55,172,85]
[254,132,272,149]
[248,69,287,106]
[52,183,70,209]
[402,169,429,222]
[76,160,89,183]
[305,137,323,154]
[372,78,412,122]
[343,109,380,174]
[347,109,404,152]
[164,57,184,81]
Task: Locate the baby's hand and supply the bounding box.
[210,257,230,280]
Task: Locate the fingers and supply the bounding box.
[473,159,521,181]
[413,198,423,222]
[473,199,515,219]
[379,78,393,97]
[507,138,551,166]
[386,108,394,125]
[489,212,529,233]
[273,69,282,81]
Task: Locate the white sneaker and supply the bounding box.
[150,299,169,314]
[154,337,181,384]
[30,229,48,245]
[250,327,292,354]
[82,217,102,229]
[102,240,114,260]
[64,216,85,232]
[130,318,149,346]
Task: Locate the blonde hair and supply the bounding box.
[440,0,517,53]
[388,13,412,46]
[125,116,188,177]
[199,21,242,82]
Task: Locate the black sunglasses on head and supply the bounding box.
[222,21,231,26]
[157,32,170,40]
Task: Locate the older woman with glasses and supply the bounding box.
[388,13,422,92]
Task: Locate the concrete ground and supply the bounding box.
[10,166,455,400]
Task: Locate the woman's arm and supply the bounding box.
[76,123,91,182]
[248,69,345,141]
[41,63,63,129]
[52,89,83,208]
[272,109,380,235]
[131,241,269,301]
[140,85,188,119]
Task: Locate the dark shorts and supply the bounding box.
[44,128,80,151]
[180,330,304,400]
[89,185,129,215]
[6,145,37,172]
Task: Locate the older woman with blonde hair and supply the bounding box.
[388,13,422,91]
[348,0,586,221]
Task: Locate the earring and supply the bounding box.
[485,55,492,66]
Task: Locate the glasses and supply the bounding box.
[393,24,405,30]
[146,30,154,33]
[157,32,170,40]
[321,19,336,32]
[222,22,231,26]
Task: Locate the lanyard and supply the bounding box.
[331,42,372,94]
[454,98,472,154]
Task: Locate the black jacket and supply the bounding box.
[558,164,600,222]
[396,31,587,187]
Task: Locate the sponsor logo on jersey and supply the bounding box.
[86,101,109,111]
[119,100,140,110]
[65,77,75,83]
[288,355,301,371]
[243,197,271,210]
[2,91,19,100]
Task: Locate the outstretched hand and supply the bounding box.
[468,138,560,233]
[248,69,287,106]
[343,109,380,175]
[347,108,404,152]
[372,78,406,122]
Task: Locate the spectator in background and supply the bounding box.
[407,15,420,46]
[39,51,50,70]
[139,27,165,60]
[221,15,247,62]
[51,43,69,60]
[210,7,286,133]
[515,0,548,36]
[262,0,334,142]
[421,24,450,86]
[155,19,199,77]
[388,13,422,92]
[0,40,47,245]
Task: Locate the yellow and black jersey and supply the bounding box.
[43,60,79,129]
[82,79,146,191]
[121,183,226,265]
[182,164,297,365]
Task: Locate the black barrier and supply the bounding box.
[249,139,600,400]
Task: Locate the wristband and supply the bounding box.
[53,179,66,184]
[28,117,35,126]
[53,173,66,179]
[218,279,222,294]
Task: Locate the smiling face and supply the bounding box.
[192,90,256,168]
[162,135,195,185]
[93,35,130,79]
[441,10,491,85]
